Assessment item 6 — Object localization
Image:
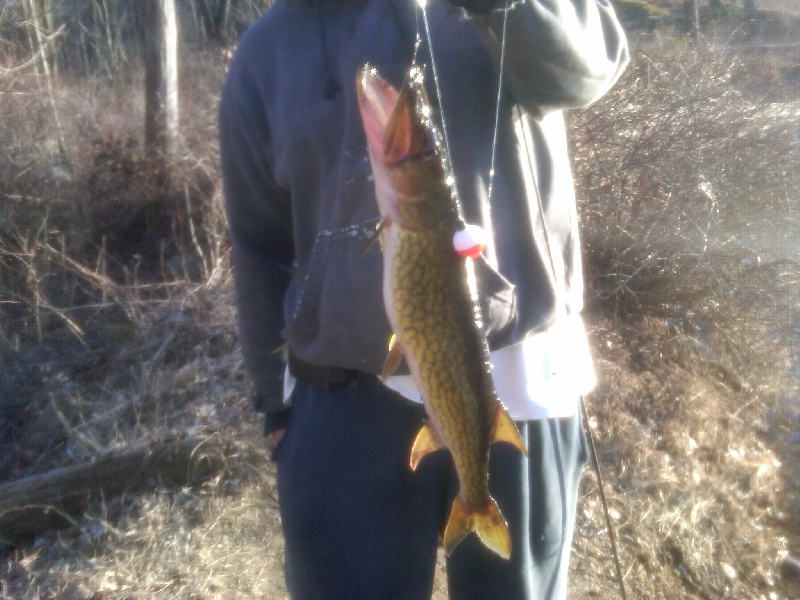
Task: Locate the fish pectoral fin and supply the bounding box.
[443,497,511,560]
[359,218,390,256]
[491,404,528,456]
[381,334,404,380]
[409,422,445,471]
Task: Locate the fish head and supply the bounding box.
[356,64,456,231]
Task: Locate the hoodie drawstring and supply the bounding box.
[316,0,341,99]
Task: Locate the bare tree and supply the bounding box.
[678,0,759,41]
[143,0,179,160]
[197,0,231,42]
[743,0,758,39]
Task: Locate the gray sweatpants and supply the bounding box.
[273,373,588,600]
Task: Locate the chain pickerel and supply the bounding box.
[356,64,527,559]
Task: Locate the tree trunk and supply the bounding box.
[144,0,179,160]
[708,0,726,17]
[198,0,231,42]
[682,0,701,41]
[743,0,758,39]
[0,437,225,548]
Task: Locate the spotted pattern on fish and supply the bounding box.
[390,223,496,511]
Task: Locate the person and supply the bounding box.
[219,0,628,598]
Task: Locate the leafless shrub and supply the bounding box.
[573,37,799,368]
[1,0,274,77]
[0,44,233,486]
[569,37,799,598]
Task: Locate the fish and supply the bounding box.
[355,64,527,560]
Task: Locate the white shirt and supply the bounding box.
[284,314,595,421]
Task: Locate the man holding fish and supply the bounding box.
[219,0,628,598]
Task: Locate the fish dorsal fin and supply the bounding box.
[491,404,527,456]
[360,217,389,257]
[409,422,445,471]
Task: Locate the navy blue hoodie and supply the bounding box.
[219,0,628,427]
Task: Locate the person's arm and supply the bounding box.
[219,53,294,436]
[455,0,629,116]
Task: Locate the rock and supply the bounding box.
[720,562,737,581]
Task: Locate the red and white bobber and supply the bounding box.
[452,223,486,259]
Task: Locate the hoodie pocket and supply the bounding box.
[284,222,519,374]
[283,220,392,375]
[472,255,518,349]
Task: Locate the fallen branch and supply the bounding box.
[0,436,225,548]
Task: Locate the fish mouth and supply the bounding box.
[356,64,440,232]
[356,65,400,135]
[356,64,428,167]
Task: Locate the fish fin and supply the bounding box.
[491,404,528,456]
[443,497,511,560]
[381,333,404,380]
[359,218,389,256]
[409,422,445,471]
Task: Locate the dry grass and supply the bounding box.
[1,10,799,600]
[571,318,795,598]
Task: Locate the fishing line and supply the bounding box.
[414,0,511,220]
[487,0,511,202]
[413,0,466,225]
[416,0,455,175]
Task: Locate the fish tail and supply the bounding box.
[443,496,511,559]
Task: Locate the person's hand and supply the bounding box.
[271,428,286,451]
[448,0,495,15]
